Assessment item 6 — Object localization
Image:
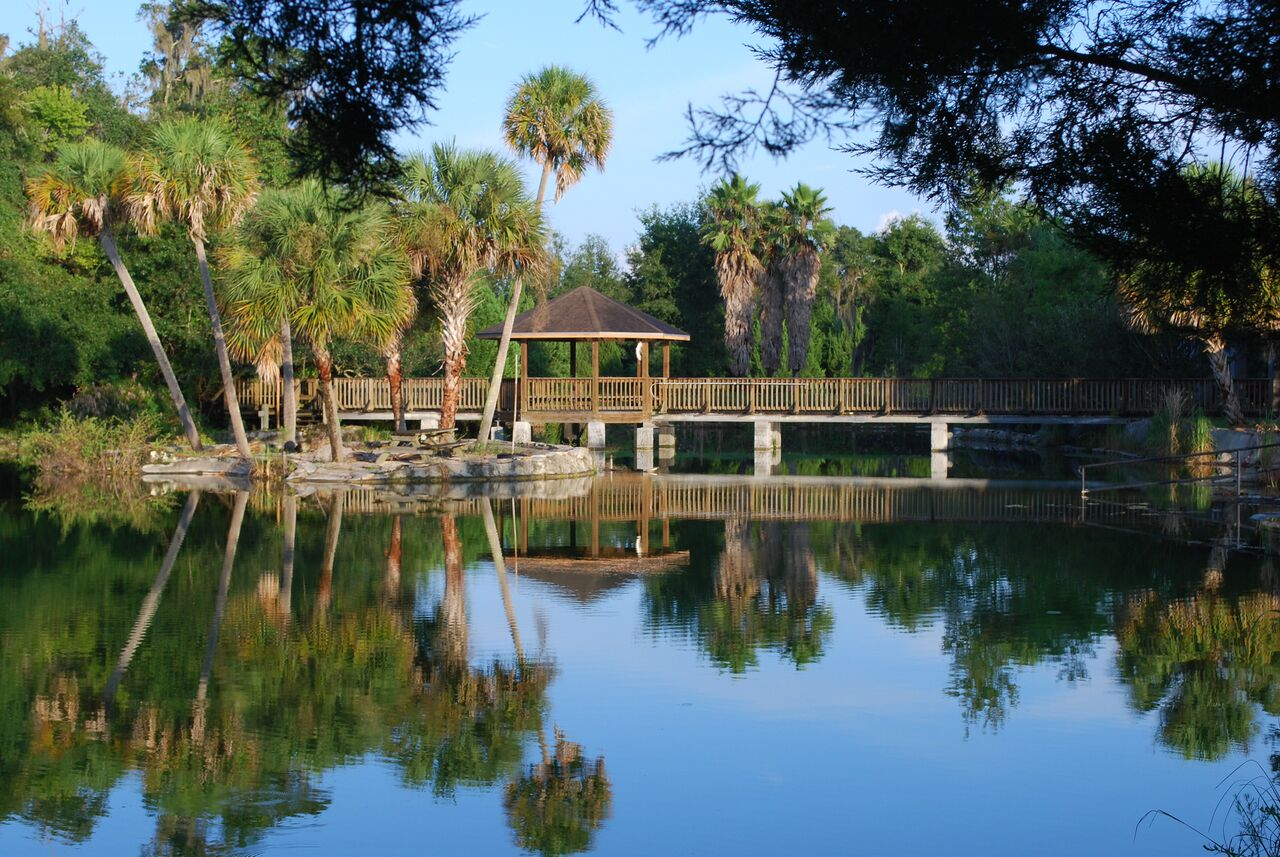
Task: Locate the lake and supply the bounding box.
[1,467,1277,855]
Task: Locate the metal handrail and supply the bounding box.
[1077,441,1280,495]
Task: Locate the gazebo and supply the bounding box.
[476,286,689,422]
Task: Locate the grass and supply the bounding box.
[1145,762,1280,856]
[17,409,170,477]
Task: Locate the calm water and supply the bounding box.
[1,472,1277,856]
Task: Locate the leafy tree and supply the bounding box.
[626,201,723,375]
[22,85,88,151]
[25,140,203,448]
[1114,165,1280,425]
[703,174,764,376]
[187,0,476,191]
[222,181,412,460]
[394,144,545,430]
[130,117,261,457]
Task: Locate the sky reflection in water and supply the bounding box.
[0,475,1276,856]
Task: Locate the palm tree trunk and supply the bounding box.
[103,490,201,705]
[535,161,552,212]
[280,491,296,621]
[441,514,468,666]
[759,264,784,376]
[385,331,405,433]
[99,225,202,450]
[315,491,344,619]
[1203,333,1245,426]
[478,275,523,444]
[481,499,524,661]
[384,515,402,604]
[313,342,346,461]
[193,489,247,744]
[785,247,821,374]
[280,319,297,447]
[440,299,469,431]
[193,237,251,458]
[721,269,755,377]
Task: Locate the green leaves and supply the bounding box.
[222,181,412,356]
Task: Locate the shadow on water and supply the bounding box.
[0,468,1277,854]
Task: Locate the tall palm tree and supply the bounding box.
[756,202,786,376]
[26,139,202,449]
[776,183,834,374]
[477,68,612,443]
[502,65,613,211]
[395,143,544,431]
[703,174,764,376]
[223,181,412,461]
[130,118,260,458]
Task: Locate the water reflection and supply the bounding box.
[1,474,1278,855]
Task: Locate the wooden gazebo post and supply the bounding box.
[591,341,600,415]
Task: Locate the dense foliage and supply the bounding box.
[0,5,1239,436]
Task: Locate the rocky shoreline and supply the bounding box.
[140,442,597,486]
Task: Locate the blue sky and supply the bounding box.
[2,0,934,252]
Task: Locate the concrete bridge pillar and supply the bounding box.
[929,421,950,452]
[586,420,606,449]
[754,448,781,477]
[635,423,654,451]
[754,420,781,452]
[512,421,531,445]
[930,452,950,480]
[656,424,676,459]
[418,414,439,430]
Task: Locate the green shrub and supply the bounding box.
[17,410,168,476]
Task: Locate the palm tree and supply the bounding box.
[1116,165,1280,427]
[502,65,613,211]
[477,68,612,443]
[223,181,412,461]
[756,202,785,376]
[776,183,834,374]
[703,174,764,376]
[130,118,260,458]
[395,143,544,431]
[26,139,202,449]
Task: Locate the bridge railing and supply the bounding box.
[237,376,1273,419]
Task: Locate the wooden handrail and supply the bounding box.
[236,376,1275,419]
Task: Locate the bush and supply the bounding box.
[17,410,168,476]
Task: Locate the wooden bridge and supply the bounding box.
[238,375,1270,426]
[317,474,1242,557]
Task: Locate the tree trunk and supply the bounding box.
[384,515,402,606]
[103,490,201,705]
[99,226,202,450]
[193,237,251,458]
[440,514,468,666]
[1203,333,1245,426]
[313,343,346,461]
[1268,340,1279,415]
[385,330,405,433]
[478,275,523,443]
[315,491,344,619]
[721,267,756,377]
[193,489,247,744]
[759,263,784,376]
[785,246,821,374]
[280,318,297,446]
[535,161,552,212]
[280,491,296,621]
[481,499,524,662]
[440,300,469,431]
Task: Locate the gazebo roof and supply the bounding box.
[475,286,690,342]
